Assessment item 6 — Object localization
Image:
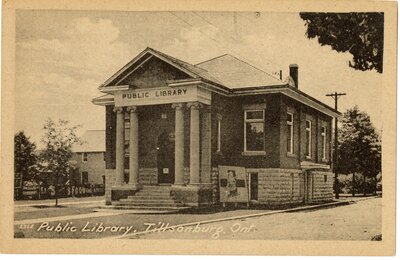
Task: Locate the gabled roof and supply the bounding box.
[101,47,224,88]
[96,47,339,117]
[72,130,105,153]
[149,48,225,86]
[196,54,284,89]
[100,47,283,90]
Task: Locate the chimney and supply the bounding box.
[289,64,299,89]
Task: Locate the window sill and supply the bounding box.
[286,152,296,158]
[242,151,266,156]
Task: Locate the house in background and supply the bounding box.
[72,130,106,186]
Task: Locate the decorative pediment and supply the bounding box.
[101,48,197,89]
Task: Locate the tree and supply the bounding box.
[299,12,384,73]
[41,119,82,206]
[337,106,381,196]
[14,131,38,199]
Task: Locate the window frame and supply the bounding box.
[286,112,294,155]
[321,126,327,161]
[82,152,88,162]
[217,114,222,153]
[243,109,265,153]
[81,171,89,185]
[305,120,312,159]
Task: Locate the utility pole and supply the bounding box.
[326,92,346,199]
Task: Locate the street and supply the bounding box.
[139,197,382,240]
[14,197,381,240]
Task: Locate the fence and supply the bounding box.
[17,184,105,200]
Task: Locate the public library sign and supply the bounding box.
[114,86,211,106]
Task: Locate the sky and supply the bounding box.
[15,10,382,147]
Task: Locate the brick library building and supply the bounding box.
[93,47,340,209]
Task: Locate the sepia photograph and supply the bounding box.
[0,0,397,256]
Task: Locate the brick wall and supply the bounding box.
[210,93,333,171]
[210,93,281,168]
[105,105,116,169]
[279,96,333,168]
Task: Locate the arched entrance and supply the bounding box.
[157,130,175,184]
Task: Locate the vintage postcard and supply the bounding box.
[0,0,397,255]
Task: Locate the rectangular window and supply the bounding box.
[287,112,294,154]
[321,126,327,160]
[249,172,258,201]
[81,172,88,185]
[124,141,129,157]
[244,110,265,152]
[217,116,222,152]
[103,152,106,161]
[306,120,312,158]
[124,120,130,141]
[82,152,88,162]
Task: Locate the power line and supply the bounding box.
[326,91,346,200]
[168,11,281,79]
[168,11,192,27]
[192,12,237,41]
[192,12,281,70]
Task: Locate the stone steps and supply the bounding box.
[120,198,178,203]
[108,205,190,212]
[138,191,171,195]
[113,201,182,207]
[113,185,187,210]
[127,195,175,200]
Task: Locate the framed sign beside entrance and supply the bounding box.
[218,166,249,204]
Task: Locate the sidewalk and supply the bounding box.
[14,196,377,239]
[14,196,105,207]
[118,199,350,239]
[138,197,381,240]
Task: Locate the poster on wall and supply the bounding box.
[218,166,248,203]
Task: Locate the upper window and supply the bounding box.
[321,126,327,160]
[287,113,294,154]
[217,115,222,152]
[306,120,312,158]
[82,152,88,162]
[124,141,129,157]
[244,110,265,152]
[124,120,130,141]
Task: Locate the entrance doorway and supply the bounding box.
[157,130,175,184]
